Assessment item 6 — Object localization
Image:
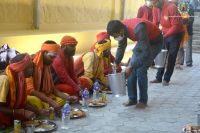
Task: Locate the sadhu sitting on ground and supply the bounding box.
[74,39,111,91]
[90,32,121,75]
[51,36,92,96]
[26,41,77,115]
[0,54,36,129]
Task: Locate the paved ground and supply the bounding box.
[52,53,200,133]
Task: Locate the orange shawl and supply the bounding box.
[33,43,60,95]
[6,53,32,108]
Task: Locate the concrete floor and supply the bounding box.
[52,53,200,133]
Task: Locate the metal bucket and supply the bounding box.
[154,49,168,68]
[107,72,126,97]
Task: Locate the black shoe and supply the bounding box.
[150,79,162,83]
[123,100,137,107]
[187,64,193,67]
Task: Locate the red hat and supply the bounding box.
[96,32,110,42]
[60,35,78,46]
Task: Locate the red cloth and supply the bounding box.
[137,5,153,22]
[79,77,92,90]
[55,84,77,96]
[74,55,84,77]
[0,112,12,127]
[152,7,161,26]
[122,18,161,41]
[160,1,183,38]
[52,50,80,92]
[60,35,78,46]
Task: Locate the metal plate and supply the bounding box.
[70,108,86,119]
[182,124,200,133]
[34,120,57,133]
[88,101,106,107]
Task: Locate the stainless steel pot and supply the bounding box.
[154,49,168,68]
[107,72,126,97]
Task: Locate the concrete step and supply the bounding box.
[193,44,200,53]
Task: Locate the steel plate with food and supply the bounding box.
[70,108,86,119]
[24,120,57,133]
[88,99,107,107]
[182,124,200,133]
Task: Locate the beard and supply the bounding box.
[64,49,75,57]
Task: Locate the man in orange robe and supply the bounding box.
[28,41,77,114]
[51,36,91,96]
[0,53,35,128]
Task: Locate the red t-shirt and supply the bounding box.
[160,1,183,38]
[122,18,161,41]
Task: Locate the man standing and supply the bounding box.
[185,0,194,67]
[106,18,163,108]
[150,0,184,86]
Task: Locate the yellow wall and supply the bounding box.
[0,0,144,54]
[0,31,122,54]
[124,0,145,19]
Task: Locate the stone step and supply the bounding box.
[193,39,200,45]
[193,44,200,53]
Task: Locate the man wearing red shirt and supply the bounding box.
[150,0,183,86]
[107,18,163,108]
[137,0,161,27]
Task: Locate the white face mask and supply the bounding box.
[146,1,152,7]
[114,36,124,41]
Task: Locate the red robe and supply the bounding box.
[52,50,80,96]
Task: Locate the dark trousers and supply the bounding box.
[156,32,183,82]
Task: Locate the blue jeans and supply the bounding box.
[127,34,162,104]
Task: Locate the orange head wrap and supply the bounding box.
[96,32,110,42]
[41,43,60,53]
[60,35,78,46]
[33,43,60,69]
[9,53,32,72]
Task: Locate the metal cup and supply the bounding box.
[25,125,34,133]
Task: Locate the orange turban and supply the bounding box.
[33,43,60,69]
[60,35,78,46]
[96,32,110,42]
[41,43,60,53]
